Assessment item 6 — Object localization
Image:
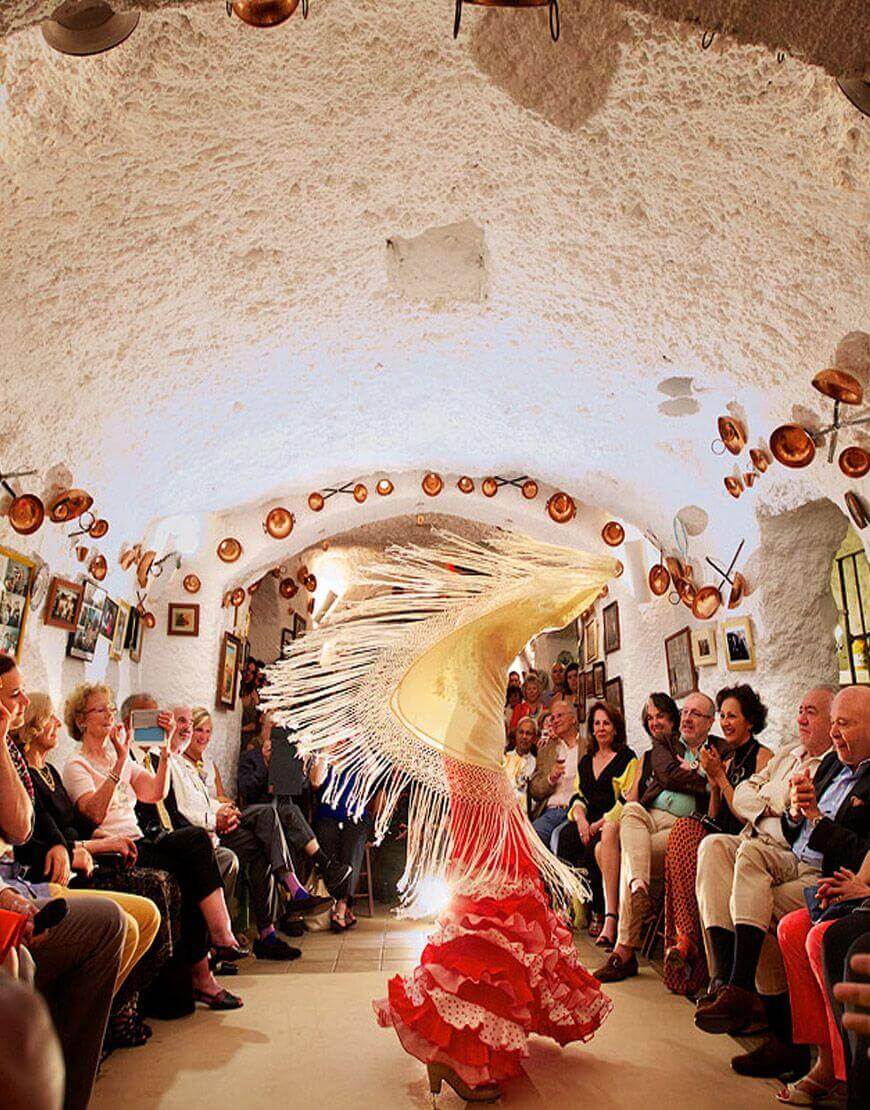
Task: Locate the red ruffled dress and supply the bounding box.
[374,761,612,1088]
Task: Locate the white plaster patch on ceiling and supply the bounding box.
[657,375,695,397]
[658,397,700,416]
[676,504,708,535]
[385,219,487,305]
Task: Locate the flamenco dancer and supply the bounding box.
[266,531,616,1101]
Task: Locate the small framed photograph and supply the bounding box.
[577,617,585,668]
[44,576,84,632]
[0,546,34,662]
[603,601,620,655]
[124,605,140,651]
[582,670,592,699]
[68,580,107,662]
[605,676,624,717]
[130,614,145,663]
[110,602,131,662]
[576,695,586,725]
[217,631,242,709]
[281,627,294,654]
[168,603,200,637]
[665,626,698,700]
[584,617,599,663]
[292,612,306,639]
[592,660,606,699]
[692,627,718,667]
[100,597,119,641]
[723,617,756,671]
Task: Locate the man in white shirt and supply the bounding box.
[530,699,581,846]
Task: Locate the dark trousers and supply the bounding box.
[275,799,316,855]
[822,912,870,1110]
[315,813,372,907]
[221,804,293,930]
[554,821,604,913]
[136,826,223,963]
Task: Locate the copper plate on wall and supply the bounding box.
[8,494,44,535]
[743,472,757,488]
[304,574,317,592]
[845,491,868,530]
[839,446,870,480]
[724,475,743,499]
[614,560,624,578]
[279,577,298,599]
[457,476,474,494]
[308,492,325,511]
[677,579,697,608]
[353,484,368,503]
[264,507,294,539]
[648,564,670,596]
[728,572,747,608]
[521,480,538,499]
[376,479,394,496]
[48,488,93,523]
[749,448,770,473]
[231,0,300,27]
[482,477,499,498]
[692,585,722,620]
[717,417,746,455]
[297,565,309,584]
[143,612,156,629]
[88,518,109,539]
[89,554,107,582]
[812,369,863,406]
[546,492,576,523]
[665,556,684,582]
[601,521,625,547]
[770,424,816,469]
[136,549,156,588]
[230,588,246,607]
[422,473,443,497]
[217,537,242,563]
[183,574,201,594]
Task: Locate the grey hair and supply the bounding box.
[120,693,157,722]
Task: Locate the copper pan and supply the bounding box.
[217,537,242,563]
[136,550,157,589]
[119,544,141,572]
[422,473,443,497]
[724,475,743,499]
[230,588,246,607]
[296,565,309,584]
[614,560,624,578]
[304,574,317,593]
[770,424,816,469]
[376,479,394,496]
[457,476,474,494]
[8,493,44,535]
[264,507,294,539]
[743,471,757,488]
[183,574,201,594]
[728,572,747,609]
[692,585,722,620]
[665,556,684,582]
[547,492,576,523]
[308,492,325,512]
[353,484,368,503]
[845,491,868,530]
[89,553,107,582]
[75,545,90,563]
[601,521,625,547]
[521,480,538,499]
[812,369,863,406]
[482,477,499,498]
[716,417,746,455]
[48,488,93,523]
[143,611,156,630]
[677,579,697,608]
[88,518,109,539]
[279,577,298,599]
[839,446,870,480]
[230,0,301,27]
[648,563,670,596]
[749,448,770,474]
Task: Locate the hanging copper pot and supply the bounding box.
[136,550,157,588]
[724,475,744,499]
[770,424,816,468]
[665,556,685,582]
[422,473,443,497]
[716,417,747,456]
[728,572,747,609]
[88,518,109,539]
[521,480,538,499]
[271,566,282,578]
[648,563,670,596]
[692,585,722,620]
[142,611,156,630]
[230,588,246,607]
[119,543,141,572]
[482,477,499,498]
[48,488,93,523]
[457,476,475,494]
[812,369,863,406]
[296,565,309,584]
[279,577,298,599]
[677,578,697,608]
[89,553,107,582]
[264,507,294,539]
[8,494,44,535]
[845,491,868,530]
[351,483,367,503]
[546,491,575,523]
[217,537,242,563]
[839,446,870,480]
[743,471,757,489]
[183,574,201,594]
[76,544,90,563]
[614,560,624,578]
[601,521,625,547]
[749,448,770,474]
[376,479,394,496]
[230,0,301,27]
[304,574,317,593]
[308,492,325,512]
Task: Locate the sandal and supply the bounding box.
[588,911,605,938]
[595,912,618,949]
[344,910,358,929]
[105,998,150,1049]
[776,1077,847,1105]
[193,987,244,1011]
[330,912,348,933]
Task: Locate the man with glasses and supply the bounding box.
[530,699,581,845]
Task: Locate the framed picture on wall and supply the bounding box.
[0,545,34,662]
[110,602,131,662]
[281,627,294,654]
[292,612,306,639]
[692,627,718,667]
[665,626,698,699]
[576,695,586,725]
[605,676,624,717]
[217,631,242,709]
[130,610,145,664]
[44,576,84,632]
[584,618,599,663]
[723,617,756,671]
[167,603,200,637]
[603,601,620,655]
[124,606,139,651]
[99,597,119,641]
[592,660,606,699]
[67,580,107,662]
[576,617,585,668]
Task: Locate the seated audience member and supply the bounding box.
[236,720,352,901]
[504,686,523,741]
[594,692,709,981]
[62,683,248,1011]
[239,659,262,752]
[529,699,583,844]
[507,670,523,692]
[0,974,64,1110]
[694,685,870,1056]
[663,687,772,997]
[504,716,538,813]
[563,662,581,707]
[546,661,566,707]
[829,921,870,1109]
[0,655,126,1110]
[12,693,162,1048]
[509,671,547,736]
[694,684,835,1078]
[555,702,635,939]
[777,852,870,1106]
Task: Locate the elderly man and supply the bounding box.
[696,685,870,1057]
[530,698,581,843]
[595,691,715,982]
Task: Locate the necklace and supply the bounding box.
[31,763,56,791]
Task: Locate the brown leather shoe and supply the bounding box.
[731,1037,811,1080]
[593,952,639,983]
[694,984,765,1034]
[664,933,696,979]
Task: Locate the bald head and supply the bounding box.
[830,686,870,768]
[797,686,835,755]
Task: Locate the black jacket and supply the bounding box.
[781,751,870,874]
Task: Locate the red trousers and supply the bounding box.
[777,908,845,1081]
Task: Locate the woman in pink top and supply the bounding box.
[62,683,248,1011]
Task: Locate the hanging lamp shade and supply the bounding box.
[42,1,139,56]
[229,0,303,28]
[453,0,559,42]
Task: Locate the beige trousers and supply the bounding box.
[696,833,820,994]
[616,803,676,949]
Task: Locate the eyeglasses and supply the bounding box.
[85,706,114,716]
[681,709,713,721]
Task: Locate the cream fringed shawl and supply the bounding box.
[263,531,617,915]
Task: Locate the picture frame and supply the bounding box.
[292,612,306,640]
[124,605,139,651]
[576,695,586,725]
[167,603,200,638]
[281,627,294,655]
[664,626,698,699]
[582,670,593,700]
[99,597,119,641]
[130,615,145,664]
[0,545,34,663]
[692,627,718,668]
[44,575,84,633]
[605,676,624,717]
[110,602,130,662]
[584,617,599,664]
[217,631,242,709]
[67,580,107,662]
[577,617,585,668]
[723,617,756,671]
[603,601,621,655]
[592,660,606,699]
